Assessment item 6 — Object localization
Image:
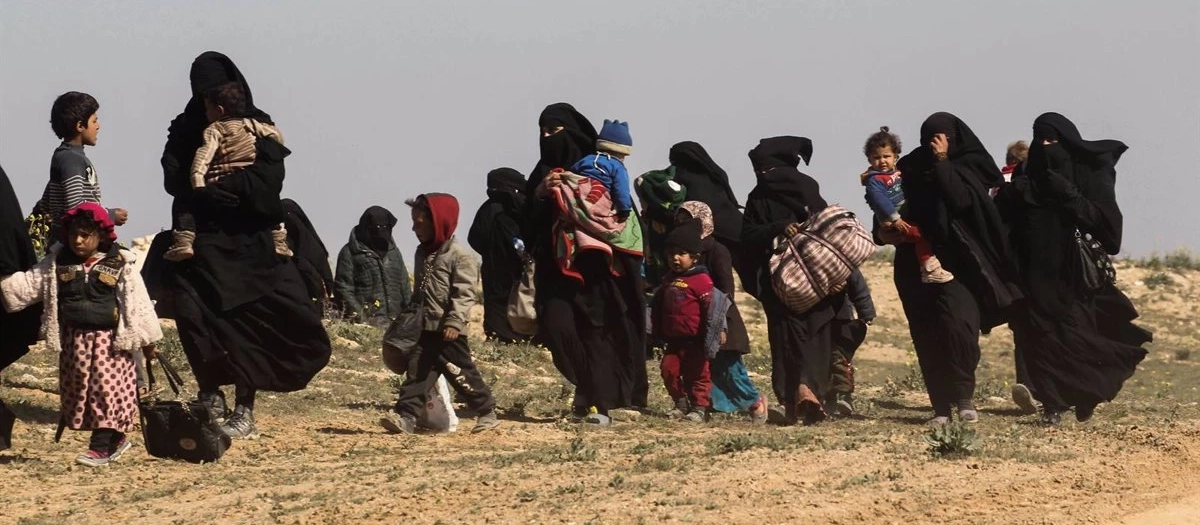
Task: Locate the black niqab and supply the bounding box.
[528,103,597,194]
[355,206,397,256]
[487,167,526,212]
[669,141,743,243]
[917,112,1004,188]
[746,136,826,219]
[1031,112,1128,166]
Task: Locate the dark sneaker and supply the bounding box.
[957,399,979,423]
[1041,409,1063,426]
[1011,384,1038,415]
[471,411,500,434]
[927,415,951,426]
[835,393,855,416]
[666,398,689,419]
[199,391,229,422]
[220,406,259,439]
[683,408,707,423]
[75,449,112,467]
[1074,404,1096,423]
[766,404,791,426]
[583,413,611,426]
[379,412,417,434]
[108,437,132,462]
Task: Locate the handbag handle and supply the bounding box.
[146,353,186,399]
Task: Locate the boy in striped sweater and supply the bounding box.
[39,92,127,242]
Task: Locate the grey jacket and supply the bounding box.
[335,231,412,325]
[412,235,479,332]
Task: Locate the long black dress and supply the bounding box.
[0,164,42,373]
[1,163,43,447]
[525,103,647,413]
[891,112,1022,418]
[156,52,331,402]
[741,136,843,423]
[282,198,335,310]
[467,168,527,343]
[996,112,1149,416]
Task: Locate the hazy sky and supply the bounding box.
[2,1,1197,258]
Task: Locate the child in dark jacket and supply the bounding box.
[378,193,499,435]
[652,220,726,422]
[827,268,876,416]
[570,119,634,221]
[861,126,953,284]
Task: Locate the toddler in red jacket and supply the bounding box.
[652,220,727,422]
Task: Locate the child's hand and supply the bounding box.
[142,345,157,360]
[442,327,460,342]
[111,208,129,226]
[784,223,802,238]
[719,331,727,346]
[891,218,913,235]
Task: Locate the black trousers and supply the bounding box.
[393,331,495,418]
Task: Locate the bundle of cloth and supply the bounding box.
[549,169,644,283]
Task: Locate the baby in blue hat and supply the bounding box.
[570,119,633,221]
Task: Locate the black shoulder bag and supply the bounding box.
[139,354,231,463]
[1074,228,1116,291]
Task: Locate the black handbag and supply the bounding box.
[381,256,436,375]
[139,355,231,463]
[1074,228,1116,291]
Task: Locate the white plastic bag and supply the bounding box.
[416,375,459,433]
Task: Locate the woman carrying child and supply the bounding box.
[671,202,765,422]
[1,204,162,466]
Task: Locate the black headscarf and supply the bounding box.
[487,167,527,212]
[162,51,272,197]
[1031,112,1128,166]
[527,103,597,195]
[669,141,743,243]
[746,136,825,219]
[897,112,1020,328]
[917,112,1004,188]
[282,199,334,298]
[355,206,397,256]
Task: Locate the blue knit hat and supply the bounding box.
[596,119,632,156]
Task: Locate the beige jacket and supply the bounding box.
[0,244,163,353]
[412,236,479,333]
[190,118,285,189]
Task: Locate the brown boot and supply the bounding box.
[272,225,293,257]
[919,255,955,284]
[163,230,195,261]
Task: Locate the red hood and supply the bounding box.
[421,193,459,250]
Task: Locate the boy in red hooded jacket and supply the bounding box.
[379,193,499,434]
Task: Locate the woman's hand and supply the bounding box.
[931,134,949,161]
[111,208,129,226]
[443,326,460,342]
[142,345,158,360]
[719,331,727,345]
[784,223,803,238]
[877,226,906,245]
[535,171,564,198]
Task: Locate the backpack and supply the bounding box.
[769,205,876,314]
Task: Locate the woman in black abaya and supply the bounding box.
[525,103,647,423]
[668,141,755,293]
[158,51,331,439]
[468,168,527,343]
[997,112,1149,425]
[741,136,843,425]
[0,163,43,450]
[282,198,335,311]
[887,112,1022,424]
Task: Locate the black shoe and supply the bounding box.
[199,391,229,421]
[1074,404,1096,423]
[1041,409,1063,426]
[0,401,15,451]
